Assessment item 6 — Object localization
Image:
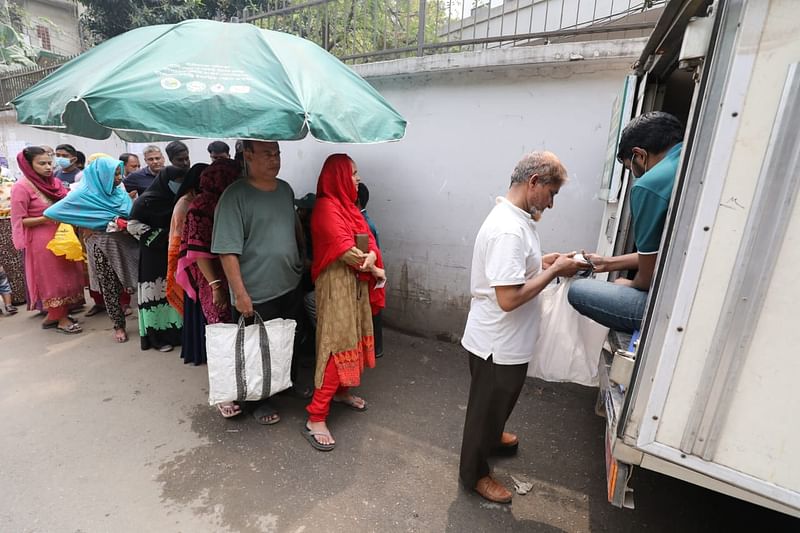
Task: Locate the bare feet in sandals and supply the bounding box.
[304,420,335,451]
[114,328,128,343]
[217,402,241,418]
[55,317,82,334]
[333,393,367,411]
[253,401,280,425]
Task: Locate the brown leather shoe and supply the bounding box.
[492,432,519,457]
[475,475,513,504]
[500,432,519,447]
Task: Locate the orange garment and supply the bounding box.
[166,191,195,314]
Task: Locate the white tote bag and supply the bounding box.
[206,312,295,405]
[528,278,609,387]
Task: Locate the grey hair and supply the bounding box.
[142,144,162,156]
[509,151,566,187]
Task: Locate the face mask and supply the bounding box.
[55,156,72,169]
[168,180,181,194]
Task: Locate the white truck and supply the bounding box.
[595,0,800,518]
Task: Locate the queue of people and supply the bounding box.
[4,138,385,451]
[2,111,684,502]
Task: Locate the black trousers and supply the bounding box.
[459,352,528,489]
[234,284,316,388]
[372,310,383,356]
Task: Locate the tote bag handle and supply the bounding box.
[234,311,272,401]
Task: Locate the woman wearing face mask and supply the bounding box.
[10,147,85,333]
[128,165,200,352]
[44,156,138,343]
[53,144,81,186]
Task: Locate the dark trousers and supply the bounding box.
[372,310,383,356]
[234,284,316,388]
[459,352,528,489]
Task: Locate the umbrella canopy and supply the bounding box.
[11,20,406,144]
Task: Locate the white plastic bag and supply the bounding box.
[528,278,608,387]
[206,313,295,405]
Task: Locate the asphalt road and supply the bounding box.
[1,308,798,532]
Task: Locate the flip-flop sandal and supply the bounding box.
[55,323,82,334]
[114,329,129,343]
[216,403,242,419]
[301,425,335,452]
[5,305,17,315]
[85,305,105,317]
[333,395,368,412]
[253,403,281,425]
[42,315,79,329]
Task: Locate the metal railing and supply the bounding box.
[0,62,65,110]
[244,0,665,63]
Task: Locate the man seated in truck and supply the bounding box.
[568,111,684,333]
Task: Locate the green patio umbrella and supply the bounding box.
[11,19,406,143]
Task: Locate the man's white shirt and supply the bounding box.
[461,197,543,365]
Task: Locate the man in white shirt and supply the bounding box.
[459,151,584,503]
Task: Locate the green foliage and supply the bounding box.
[79,1,259,41]
[248,1,452,59]
[79,1,453,61]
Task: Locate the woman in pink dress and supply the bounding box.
[10,147,85,333]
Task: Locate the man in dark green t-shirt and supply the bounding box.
[212,140,312,424]
[568,112,685,333]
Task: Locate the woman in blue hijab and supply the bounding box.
[45,156,132,229]
[46,156,139,343]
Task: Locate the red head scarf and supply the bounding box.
[17,150,67,202]
[311,154,385,313]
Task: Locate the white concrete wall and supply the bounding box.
[276,43,640,339]
[0,39,642,339]
[0,112,127,170]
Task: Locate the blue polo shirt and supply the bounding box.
[123,166,158,196]
[55,168,80,185]
[630,143,682,254]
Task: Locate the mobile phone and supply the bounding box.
[355,233,369,253]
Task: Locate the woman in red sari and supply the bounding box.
[10,147,85,333]
[303,154,386,451]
